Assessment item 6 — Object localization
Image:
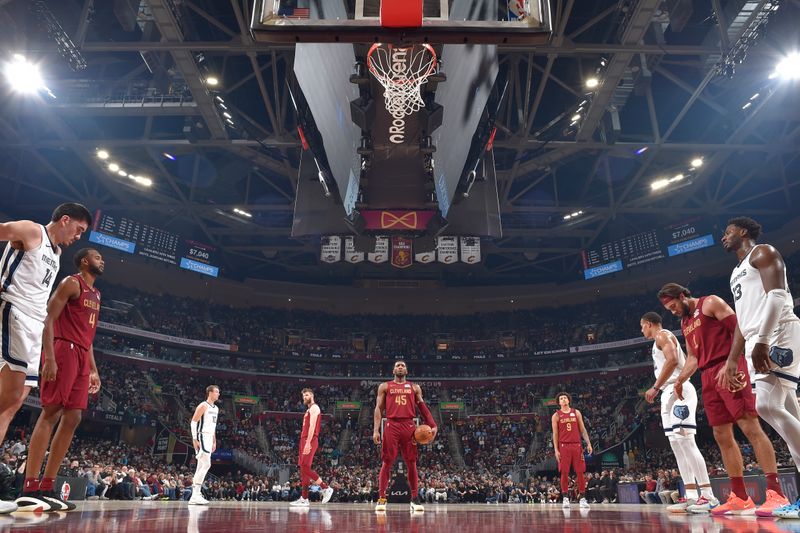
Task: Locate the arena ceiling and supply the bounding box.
[0,0,798,286]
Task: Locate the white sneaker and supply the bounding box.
[188,496,208,506]
[0,500,17,514]
[562,497,570,508]
[667,498,696,513]
[579,497,590,509]
[321,487,334,504]
[289,497,309,507]
[410,497,425,512]
[375,498,387,512]
[687,495,720,514]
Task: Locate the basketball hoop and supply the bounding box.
[367,43,437,117]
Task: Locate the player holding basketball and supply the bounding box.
[15,248,103,512]
[189,385,220,505]
[290,388,334,506]
[551,392,592,509]
[373,360,437,512]
[717,217,800,517]
[640,312,715,513]
[659,283,788,515]
[0,203,91,514]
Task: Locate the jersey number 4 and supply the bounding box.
[395,395,408,406]
[41,269,53,288]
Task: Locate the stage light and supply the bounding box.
[571,114,581,122]
[133,176,153,187]
[108,163,119,172]
[772,52,800,80]
[742,102,752,110]
[163,152,176,161]
[585,77,600,89]
[118,170,128,177]
[222,112,232,119]
[651,179,669,191]
[635,147,648,155]
[672,173,684,181]
[690,158,703,168]
[3,55,53,96]
[233,208,253,218]
[205,76,219,86]
[96,150,109,160]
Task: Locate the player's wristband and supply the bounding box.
[190,421,198,440]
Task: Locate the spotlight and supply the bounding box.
[585,77,600,89]
[96,150,109,160]
[742,102,752,110]
[772,52,800,80]
[672,174,684,181]
[108,163,120,172]
[163,152,176,161]
[635,146,648,155]
[205,76,219,86]
[222,112,232,119]
[651,179,669,191]
[571,114,581,121]
[133,176,153,187]
[690,158,703,168]
[118,170,128,177]
[3,55,53,97]
[233,208,253,218]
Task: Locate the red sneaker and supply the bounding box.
[710,492,756,516]
[755,489,789,517]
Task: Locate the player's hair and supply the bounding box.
[658,283,691,300]
[52,203,92,225]
[393,359,406,368]
[206,385,219,394]
[73,248,96,269]
[556,392,572,403]
[728,216,762,240]
[301,387,314,395]
[641,311,662,325]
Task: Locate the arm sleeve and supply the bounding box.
[417,401,437,429]
[190,420,198,440]
[756,289,788,344]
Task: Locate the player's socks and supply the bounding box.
[23,478,39,494]
[730,477,748,501]
[39,478,55,493]
[765,473,784,497]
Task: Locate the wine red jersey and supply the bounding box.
[53,274,100,351]
[681,296,733,370]
[300,404,321,441]
[556,408,580,444]
[385,380,417,419]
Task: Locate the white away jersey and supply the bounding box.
[652,329,686,385]
[198,401,218,436]
[730,244,798,341]
[0,225,60,322]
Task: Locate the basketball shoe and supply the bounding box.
[773,498,800,519]
[14,492,53,513]
[375,498,387,512]
[0,501,16,514]
[39,492,77,511]
[410,495,425,512]
[321,487,334,504]
[756,490,789,517]
[710,493,756,516]
[667,498,696,513]
[562,496,570,508]
[687,495,720,513]
[188,493,209,506]
[289,497,309,507]
[579,497,590,509]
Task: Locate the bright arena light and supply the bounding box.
[772,52,800,80]
[690,158,703,168]
[3,54,53,96]
[96,150,109,160]
[108,163,120,172]
[651,179,669,191]
[571,114,581,121]
[133,176,153,187]
[585,77,600,89]
[118,170,128,177]
[205,76,219,86]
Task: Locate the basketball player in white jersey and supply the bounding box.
[189,385,220,505]
[640,312,716,513]
[718,217,800,517]
[0,203,91,513]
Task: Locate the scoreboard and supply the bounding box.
[583,219,716,280]
[88,211,220,277]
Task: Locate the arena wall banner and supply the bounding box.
[569,330,682,353]
[335,401,362,410]
[368,236,389,263]
[234,395,260,405]
[439,401,465,411]
[459,237,481,264]
[320,236,342,263]
[98,321,233,351]
[436,236,458,264]
[344,236,364,263]
[391,236,413,268]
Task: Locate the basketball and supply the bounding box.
[414,424,434,445]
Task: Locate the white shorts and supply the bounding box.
[0,300,41,388]
[661,382,697,437]
[745,320,800,390]
[197,434,214,454]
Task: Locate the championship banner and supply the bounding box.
[460,237,481,264]
[415,250,436,264]
[360,210,436,231]
[344,236,364,263]
[437,236,458,264]
[320,236,342,263]
[368,236,389,263]
[391,236,413,268]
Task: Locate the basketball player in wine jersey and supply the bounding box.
[15,248,103,512]
[189,385,220,505]
[551,392,592,509]
[373,360,438,512]
[0,203,91,513]
[290,388,334,506]
[717,217,800,517]
[640,312,715,512]
[659,283,787,515]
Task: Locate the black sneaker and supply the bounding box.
[39,491,77,512]
[14,492,53,512]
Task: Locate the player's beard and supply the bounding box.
[89,264,104,276]
[681,302,690,317]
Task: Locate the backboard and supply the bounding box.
[251,0,552,45]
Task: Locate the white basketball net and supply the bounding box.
[367,44,437,117]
